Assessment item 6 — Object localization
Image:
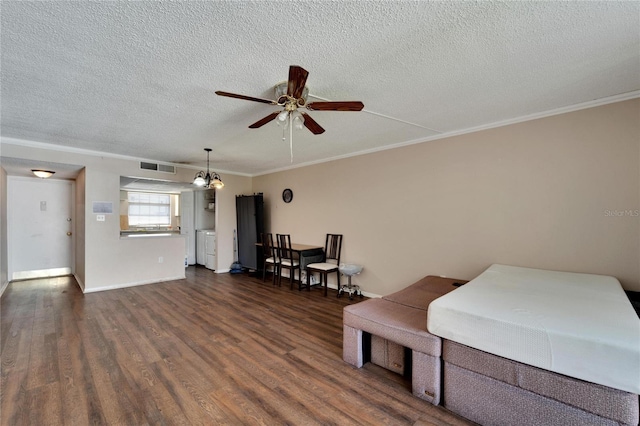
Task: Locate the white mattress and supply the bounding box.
[427,264,640,394]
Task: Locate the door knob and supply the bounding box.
[67,232,72,236]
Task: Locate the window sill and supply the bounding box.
[120,230,181,238]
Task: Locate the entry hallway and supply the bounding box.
[1,267,472,425]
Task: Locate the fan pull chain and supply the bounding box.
[289,114,294,162]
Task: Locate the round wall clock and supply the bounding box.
[282,188,293,203]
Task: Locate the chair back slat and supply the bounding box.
[276,234,294,261]
[262,233,276,258]
[324,234,342,263]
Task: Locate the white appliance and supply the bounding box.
[196,229,216,270]
[205,231,216,270]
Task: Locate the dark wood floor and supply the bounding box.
[1,267,473,425]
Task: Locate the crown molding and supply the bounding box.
[253,90,640,177]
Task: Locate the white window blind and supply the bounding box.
[128,192,171,226]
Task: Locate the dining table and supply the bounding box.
[255,242,325,270]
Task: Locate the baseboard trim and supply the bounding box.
[278,270,381,298]
[73,274,85,292]
[83,275,186,294]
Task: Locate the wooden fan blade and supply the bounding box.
[301,112,325,135]
[215,91,276,105]
[306,101,364,111]
[249,112,279,128]
[287,66,309,99]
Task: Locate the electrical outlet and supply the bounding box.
[158,257,163,263]
[96,215,105,222]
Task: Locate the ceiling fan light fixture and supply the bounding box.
[291,110,305,130]
[31,169,55,179]
[216,65,362,142]
[277,110,290,122]
[193,148,223,190]
[276,110,290,130]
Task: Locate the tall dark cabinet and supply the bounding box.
[235,194,264,271]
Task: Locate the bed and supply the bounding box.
[427,264,640,425]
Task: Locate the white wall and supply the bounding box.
[81,166,186,291]
[253,99,640,294]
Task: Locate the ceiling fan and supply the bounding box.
[215,65,364,135]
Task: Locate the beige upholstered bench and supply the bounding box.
[342,275,466,405]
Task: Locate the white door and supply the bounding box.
[180,190,196,264]
[8,177,74,280]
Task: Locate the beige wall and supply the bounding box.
[253,99,640,294]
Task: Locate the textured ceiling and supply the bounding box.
[1,1,639,176]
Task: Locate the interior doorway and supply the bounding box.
[7,176,74,280]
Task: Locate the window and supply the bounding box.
[127,192,171,227]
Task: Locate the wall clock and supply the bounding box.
[282,188,293,203]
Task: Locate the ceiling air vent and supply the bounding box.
[158,164,176,174]
[139,162,176,174]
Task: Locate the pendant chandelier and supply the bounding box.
[193,148,224,189]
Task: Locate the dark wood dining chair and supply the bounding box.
[276,234,301,289]
[306,234,342,296]
[261,233,280,285]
